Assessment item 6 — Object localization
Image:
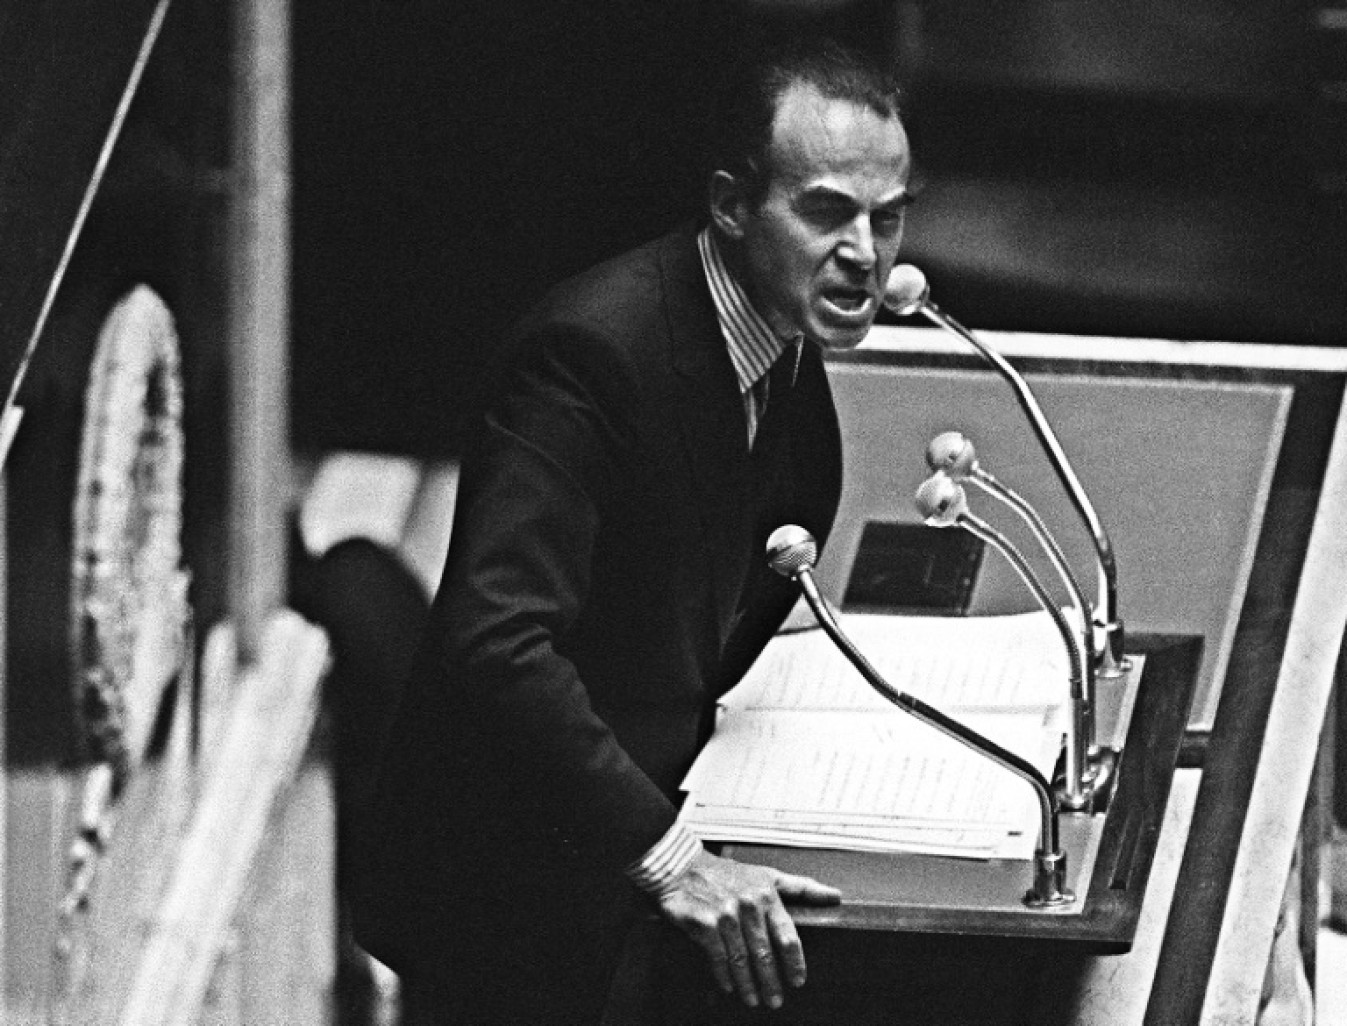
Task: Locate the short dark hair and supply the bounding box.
[706,36,905,206]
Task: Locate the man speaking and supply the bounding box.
[353,35,914,1024]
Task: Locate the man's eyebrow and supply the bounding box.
[798,184,915,207]
[798,184,855,204]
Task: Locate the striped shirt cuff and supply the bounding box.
[626,821,703,896]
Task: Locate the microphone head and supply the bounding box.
[766,524,818,578]
[926,431,978,479]
[883,264,929,317]
[915,473,968,527]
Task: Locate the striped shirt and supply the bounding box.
[698,226,800,447]
[626,227,801,896]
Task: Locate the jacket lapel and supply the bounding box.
[657,230,753,642]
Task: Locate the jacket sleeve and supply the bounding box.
[426,322,679,873]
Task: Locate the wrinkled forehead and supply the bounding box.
[766,82,910,192]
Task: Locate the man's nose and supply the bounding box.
[836,218,877,270]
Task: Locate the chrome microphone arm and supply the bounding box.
[887,269,1126,678]
[926,431,1101,765]
[914,476,1096,812]
[766,525,1074,908]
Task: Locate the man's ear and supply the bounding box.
[708,170,749,241]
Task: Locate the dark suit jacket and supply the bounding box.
[352,225,843,1011]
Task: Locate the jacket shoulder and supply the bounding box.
[518,227,705,348]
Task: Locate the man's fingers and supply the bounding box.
[772,869,842,906]
[738,900,785,1008]
[697,921,735,997]
[766,899,808,989]
[656,852,839,1008]
[718,911,762,1007]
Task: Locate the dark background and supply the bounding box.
[287,0,1347,456]
[289,0,892,455]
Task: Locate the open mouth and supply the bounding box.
[820,286,875,321]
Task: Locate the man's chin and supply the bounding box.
[811,294,880,349]
[811,323,873,351]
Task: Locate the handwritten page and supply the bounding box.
[679,610,1070,861]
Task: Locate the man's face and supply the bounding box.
[717,82,912,350]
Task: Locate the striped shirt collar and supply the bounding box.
[697,227,795,396]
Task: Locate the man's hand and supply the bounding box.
[654,848,841,1009]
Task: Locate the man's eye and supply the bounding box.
[803,203,852,228]
[873,210,906,234]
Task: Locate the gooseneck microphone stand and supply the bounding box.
[886,266,1127,680]
[766,524,1075,907]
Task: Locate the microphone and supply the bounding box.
[883,263,929,317]
[926,431,1111,790]
[886,266,1127,679]
[766,525,1074,907]
[926,432,1091,631]
[914,474,1095,813]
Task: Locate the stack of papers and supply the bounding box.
[679,610,1070,861]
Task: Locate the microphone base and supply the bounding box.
[1055,746,1121,815]
[1097,619,1131,679]
[1025,850,1075,908]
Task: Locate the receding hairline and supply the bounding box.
[758,81,910,185]
[705,39,907,205]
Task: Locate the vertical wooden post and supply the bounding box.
[228,0,291,668]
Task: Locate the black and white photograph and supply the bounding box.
[1,1,1345,1023]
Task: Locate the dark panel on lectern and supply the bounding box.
[843,520,984,614]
